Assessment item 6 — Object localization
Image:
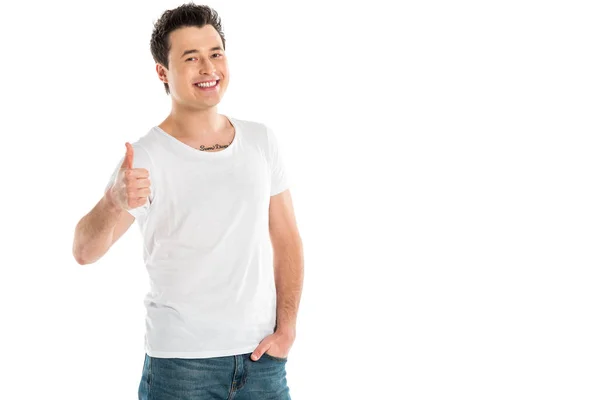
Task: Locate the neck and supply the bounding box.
[161,105,228,141]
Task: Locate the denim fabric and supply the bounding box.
[138,352,291,399]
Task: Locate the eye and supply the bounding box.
[185,57,197,62]
[212,54,222,58]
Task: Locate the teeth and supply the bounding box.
[196,81,217,88]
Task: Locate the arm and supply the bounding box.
[250,188,303,361]
[269,189,304,337]
[249,127,302,361]
[72,191,135,265]
[74,143,151,265]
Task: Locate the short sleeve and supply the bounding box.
[265,125,291,196]
[104,144,155,219]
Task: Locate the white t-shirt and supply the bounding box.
[104,116,290,358]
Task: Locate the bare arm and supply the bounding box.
[269,189,304,335]
[72,191,134,265]
[250,189,303,361]
[273,237,304,333]
[74,143,150,265]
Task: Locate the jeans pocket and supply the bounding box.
[263,352,288,362]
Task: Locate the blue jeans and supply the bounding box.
[138,352,291,399]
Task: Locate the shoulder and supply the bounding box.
[228,116,276,151]
[228,116,269,136]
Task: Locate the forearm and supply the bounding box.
[273,239,304,334]
[73,192,123,265]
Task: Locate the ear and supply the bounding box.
[156,63,168,83]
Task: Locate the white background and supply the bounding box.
[1,0,598,399]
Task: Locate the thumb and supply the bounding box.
[121,142,134,169]
[251,342,270,361]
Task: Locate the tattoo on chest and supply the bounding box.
[198,143,230,151]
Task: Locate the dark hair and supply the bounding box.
[150,3,226,95]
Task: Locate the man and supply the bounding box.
[72,4,304,399]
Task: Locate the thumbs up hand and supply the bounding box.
[108,143,152,211]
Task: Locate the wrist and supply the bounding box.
[103,189,123,214]
[275,324,296,339]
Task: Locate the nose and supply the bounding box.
[198,56,216,74]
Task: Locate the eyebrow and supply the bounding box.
[180,46,224,58]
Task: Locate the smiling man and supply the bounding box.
[72,3,304,400]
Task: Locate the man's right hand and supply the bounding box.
[107,143,152,211]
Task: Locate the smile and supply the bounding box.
[194,80,219,89]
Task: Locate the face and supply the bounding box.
[156,25,229,109]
